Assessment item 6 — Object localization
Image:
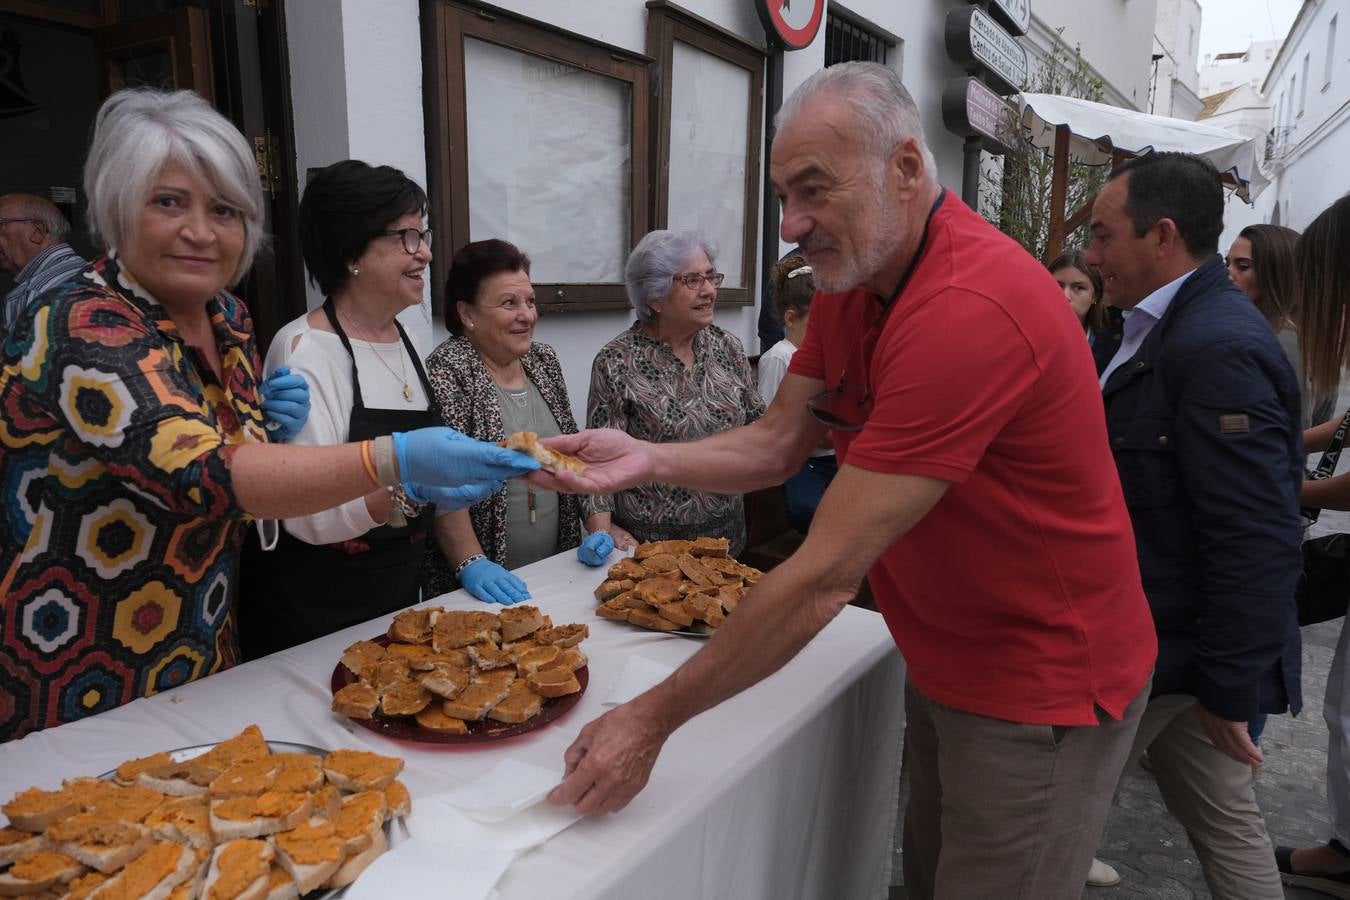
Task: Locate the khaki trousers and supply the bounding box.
[902,677,1149,900]
[1120,694,1283,899]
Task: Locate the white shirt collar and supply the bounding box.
[1126,266,1198,325]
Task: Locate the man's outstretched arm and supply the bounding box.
[547,463,949,814]
[534,372,828,496]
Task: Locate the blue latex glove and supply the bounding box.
[404,480,503,513]
[393,428,539,488]
[260,366,310,442]
[460,557,530,605]
[576,530,615,567]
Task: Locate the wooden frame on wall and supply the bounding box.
[0,0,117,30]
[422,0,653,315]
[645,0,765,307]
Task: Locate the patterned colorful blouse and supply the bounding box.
[584,323,764,553]
[0,254,265,742]
[422,336,583,598]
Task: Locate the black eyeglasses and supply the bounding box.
[805,314,886,432]
[380,227,432,254]
[671,271,725,289]
[0,218,36,228]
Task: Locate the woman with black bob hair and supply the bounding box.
[239,160,497,657]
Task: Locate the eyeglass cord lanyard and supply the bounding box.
[841,186,947,387]
[1303,405,1350,523]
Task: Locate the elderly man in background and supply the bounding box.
[0,193,87,340]
[534,62,1157,900]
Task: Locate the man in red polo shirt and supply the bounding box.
[536,62,1157,898]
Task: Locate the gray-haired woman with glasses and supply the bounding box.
[583,229,765,554]
[238,159,487,658]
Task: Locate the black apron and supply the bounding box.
[237,299,439,659]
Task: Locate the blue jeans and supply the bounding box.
[1248,713,1267,746]
[785,455,837,534]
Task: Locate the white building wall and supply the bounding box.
[1263,0,1350,232]
[1199,39,1280,96]
[284,0,1158,422]
[1150,0,1202,119]
[1029,0,1160,111]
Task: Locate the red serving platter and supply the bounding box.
[329,634,587,744]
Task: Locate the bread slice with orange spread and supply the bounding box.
[201,838,273,900]
[322,828,386,890]
[498,605,544,642]
[333,792,387,854]
[487,680,545,725]
[271,819,344,895]
[0,826,46,867]
[0,848,84,895]
[382,782,412,821]
[527,667,582,698]
[88,840,196,900]
[2,787,79,832]
[144,797,212,852]
[112,753,173,788]
[44,813,152,874]
[261,864,299,900]
[321,751,404,793]
[208,792,314,841]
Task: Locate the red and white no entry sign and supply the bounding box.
[755,0,826,50]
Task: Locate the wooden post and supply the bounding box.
[1045,125,1070,262]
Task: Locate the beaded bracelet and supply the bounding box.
[455,553,487,578]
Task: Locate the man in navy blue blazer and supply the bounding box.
[1086,152,1303,898]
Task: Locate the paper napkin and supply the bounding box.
[344,839,514,900]
[602,654,675,707]
[440,758,562,822]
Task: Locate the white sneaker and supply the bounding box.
[1087,858,1121,887]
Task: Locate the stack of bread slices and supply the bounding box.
[331,605,588,735]
[593,538,762,633]
[0,725,408,899]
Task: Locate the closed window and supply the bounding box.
[424,2,651,312]
[825,5,894,66]
[1300,53,1309,113]
[647,1,765,306]
[1327,16,1338,90]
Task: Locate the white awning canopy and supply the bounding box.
[1019,93,1268,202]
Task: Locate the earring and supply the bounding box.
[467,322,475,330]
[351,267,360,277]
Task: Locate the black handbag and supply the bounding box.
[1298,408,1350,625]
[1299,533,1350,625]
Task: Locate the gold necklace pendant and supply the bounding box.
[402,383,413,402]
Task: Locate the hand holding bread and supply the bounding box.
[523,428,655,495]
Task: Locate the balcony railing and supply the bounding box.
[1265,125,1295,161]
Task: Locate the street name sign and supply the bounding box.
[945,5,1028,96]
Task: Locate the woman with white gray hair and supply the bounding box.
[0,88,536,741]
[583,229,764,553]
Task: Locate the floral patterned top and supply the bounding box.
[584,322,764,553]
[0,254,265,742]
[422,336,583,598]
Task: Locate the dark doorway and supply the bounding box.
[0,0,303,351]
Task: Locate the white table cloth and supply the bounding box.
[0,550,906,900]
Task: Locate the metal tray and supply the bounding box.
[99,739,394,899]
